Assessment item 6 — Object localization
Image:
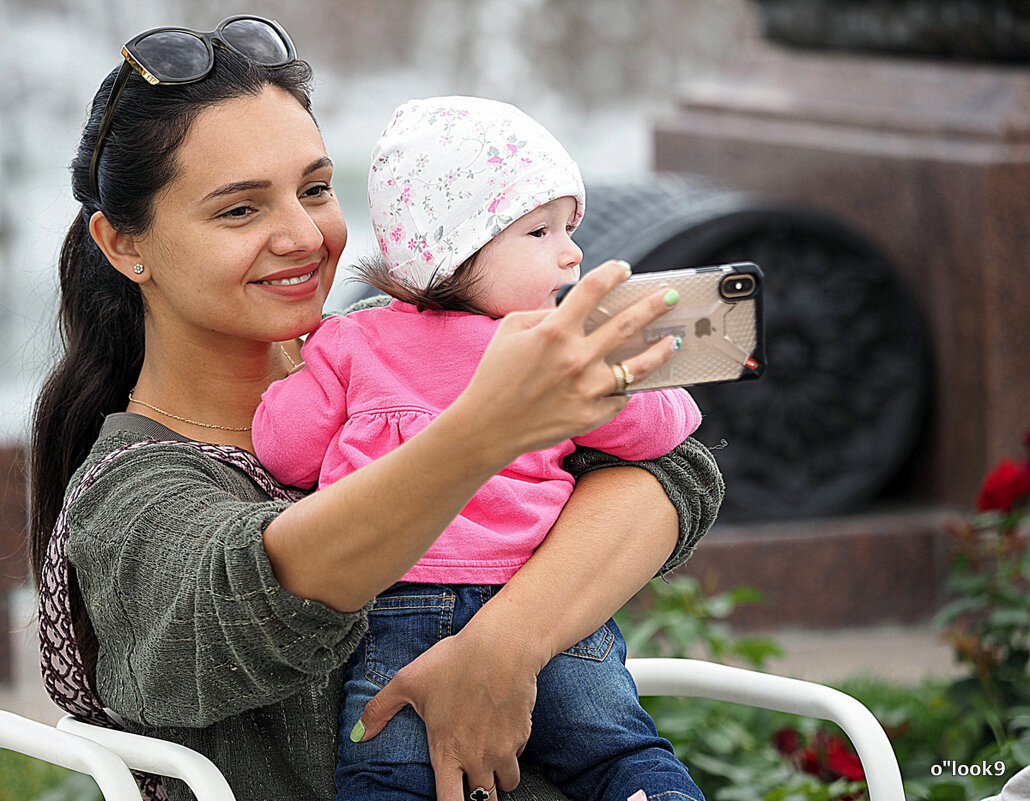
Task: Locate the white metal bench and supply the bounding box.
[1,658,908,800]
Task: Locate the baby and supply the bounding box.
[253,96,705,801]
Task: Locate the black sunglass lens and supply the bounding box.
[220,19,291,65]
[134,31,210,81]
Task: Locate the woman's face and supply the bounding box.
[133,85,347,346]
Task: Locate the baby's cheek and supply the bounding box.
[487,286,555,316]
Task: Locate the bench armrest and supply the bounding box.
[0,709,142,800]
[57,714,236,801]
[627,658,905,801]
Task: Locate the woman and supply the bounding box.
[30,16,723,801]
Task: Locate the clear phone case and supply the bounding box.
[582,262,765,393]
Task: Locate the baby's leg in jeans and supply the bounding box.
[520,620,704,801]
[335,584,459,801]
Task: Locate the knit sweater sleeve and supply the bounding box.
[66,438,368,729]
[563,436,725,576]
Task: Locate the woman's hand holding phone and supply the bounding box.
[452,259,683,463]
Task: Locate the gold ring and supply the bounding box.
[611,363,627,394]
[618,362,635,387]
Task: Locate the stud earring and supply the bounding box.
[132,263,144,275]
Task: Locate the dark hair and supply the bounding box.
[352,251,489,316]
[29,46,316,684]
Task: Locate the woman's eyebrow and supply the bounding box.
[200,157,334,204]
[304,156,333,175]
[201,179,270,204]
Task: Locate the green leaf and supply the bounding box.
[732,638,784,669]
[1011,737,1030,766]
[933,596,987,625]
[29,772,102,801]
[986,607,1030,628]
[922,781,967,801]
[727,586,766,605]
[706,594,736,619]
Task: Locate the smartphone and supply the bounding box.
[560,262,765,393]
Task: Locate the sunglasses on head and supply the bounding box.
[89,15,297,199]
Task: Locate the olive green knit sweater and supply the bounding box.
[66,413,723,801]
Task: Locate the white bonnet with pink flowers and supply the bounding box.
[368,95,586,290]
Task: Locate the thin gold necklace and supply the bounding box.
[127,344,300,431]
[280,342,302,372]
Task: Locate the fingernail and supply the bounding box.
[663,289,680,306]
[672,336,683,352]
[349,719,366,743]
[616,260,632,274]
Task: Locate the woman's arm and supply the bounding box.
[68,441,369,728]
[478,465,679,662]
[564,436,725,577]
[355,437,724,801]
[262,261,684,612]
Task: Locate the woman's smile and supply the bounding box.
[252,262,322,297]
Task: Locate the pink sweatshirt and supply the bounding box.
[253,300,702,584]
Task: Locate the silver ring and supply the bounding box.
[469,785,496,801]
[611,363,627,394]
[618,361,635,387]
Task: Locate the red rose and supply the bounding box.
[826,737,866,781]
[800,748,821,777]
[774,727,801,755]
[976,459,1030,512]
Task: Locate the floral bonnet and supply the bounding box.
[368,95,586,290]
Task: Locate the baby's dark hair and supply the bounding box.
[352,250,490,316]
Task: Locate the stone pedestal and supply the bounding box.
[681,511,954,630]
[655,46,1030,507]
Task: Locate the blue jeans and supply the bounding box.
[335,583,703,801]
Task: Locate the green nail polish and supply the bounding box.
[672,336,683,352]
[616,260,632,273]
[663,289,680,306]
[350,720,366,743]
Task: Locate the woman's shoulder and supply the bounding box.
[64,415,295,571]
[68,414,275,514]
[75,414,227,478]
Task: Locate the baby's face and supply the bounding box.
[473,196,582,317]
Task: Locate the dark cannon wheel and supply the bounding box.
[574,177,931,521]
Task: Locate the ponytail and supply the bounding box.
[30,213,144,682]
[30,213,144,580]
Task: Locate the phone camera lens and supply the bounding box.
[720,273,756,299]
